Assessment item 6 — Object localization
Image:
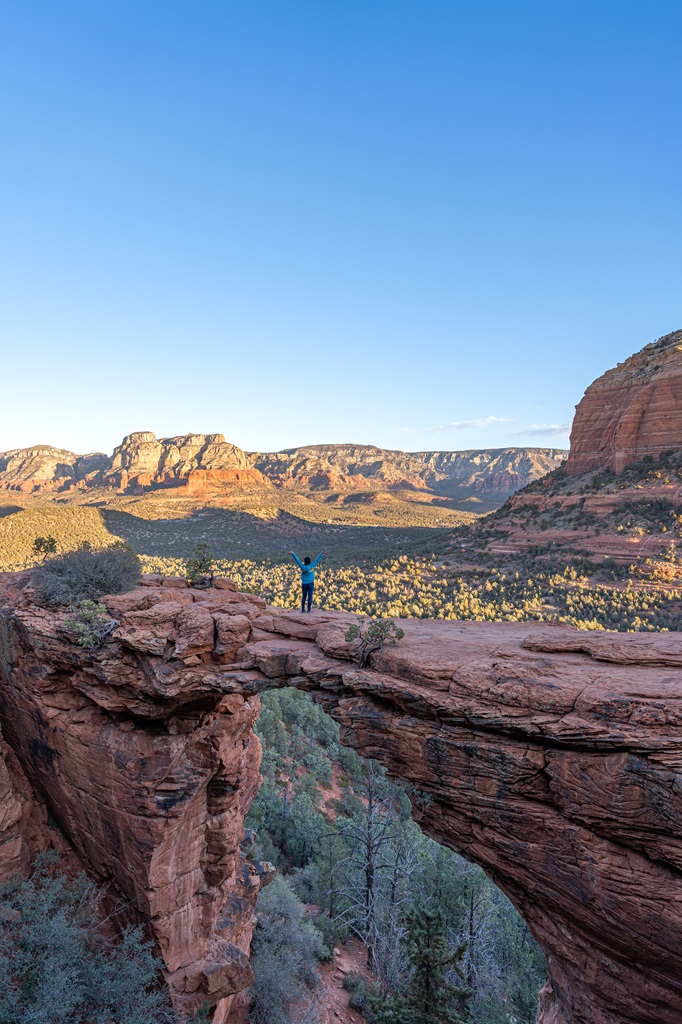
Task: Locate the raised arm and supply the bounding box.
[289,551,304,569]
[310,551,326,569]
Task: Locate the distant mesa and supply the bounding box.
[102,432,264,494]
[248,445,564,497]
[0,432,264,496]
[565,329,682,476]
[0,430,565,502]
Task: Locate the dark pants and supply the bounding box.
[301,582,314,612]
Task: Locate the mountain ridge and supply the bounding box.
[0,434,566,501]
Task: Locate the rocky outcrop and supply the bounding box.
[0,434,265,496]
[463,329,682,561]
[566,329,682,476]
[103,432,266,493]
[0,574,273,1022]
[1,573,681,1024]
[108,432,250,476]
[473,478,682,565]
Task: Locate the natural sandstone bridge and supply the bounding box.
[1,574,681,1024]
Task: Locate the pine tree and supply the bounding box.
[400,905,471,1024]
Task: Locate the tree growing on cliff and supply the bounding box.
[63,599,118,649]
[344,618,405,667]
[185,543,215,587]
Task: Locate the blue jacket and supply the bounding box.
[291,552,323,584]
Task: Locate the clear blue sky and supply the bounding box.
[1,1,680,457]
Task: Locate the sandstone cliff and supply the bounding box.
[0,434,266,497]
[1,573,681,1024]
[0,573,273,1022]
[566,329,682,476]
[0,720,53,879]
[462,329,682,564]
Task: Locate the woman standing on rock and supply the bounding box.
[289,550,325,612]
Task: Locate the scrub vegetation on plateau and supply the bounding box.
[2,500,681,633]
[137,553,682,633]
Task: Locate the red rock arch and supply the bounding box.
[1,576,681,1024]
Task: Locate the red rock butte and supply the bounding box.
[565,329,682,476]
[1,573,681,1024]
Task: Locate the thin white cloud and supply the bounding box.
[511,423,571,437]
[403,415,514,435]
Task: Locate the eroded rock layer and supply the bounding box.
[566,329,682,476]
[1,574,681,1024]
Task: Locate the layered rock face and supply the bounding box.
[0,722,52,878]
[250,444,566,496]
[566,329,682,476]
[1,574,681,1024]
[0,576,273,1022]
[0,434,265,496]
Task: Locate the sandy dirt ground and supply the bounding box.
[295,937,371,1024]
[229,937,371,1024]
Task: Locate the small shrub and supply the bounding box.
[185,543,215,587]
[32,535,58,560]
[344,617,406,667]
[63,600,117,649]
[34,544,141,606]
[339,974,385,1021]
[342,971,366,995]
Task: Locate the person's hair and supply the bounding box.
[304,556,311,565]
